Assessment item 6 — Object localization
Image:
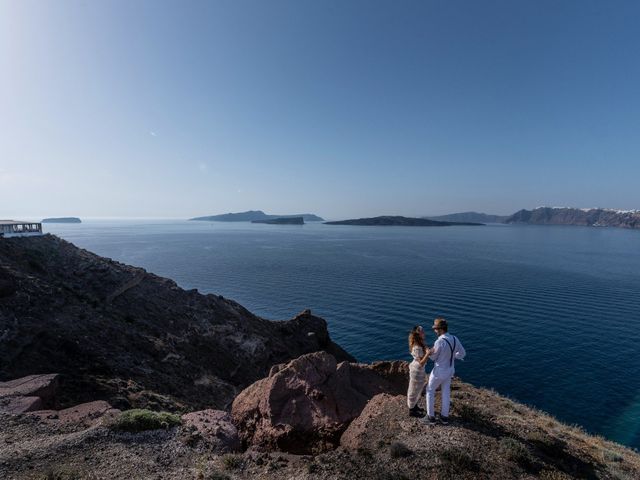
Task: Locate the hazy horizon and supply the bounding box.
[2,0,640,219]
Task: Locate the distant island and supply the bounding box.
[190,210,324,222]
[424,211,508,224]
[505,207,640,229]
[41,217,82,224]
[252,216,304,225]
[324,216,483,226]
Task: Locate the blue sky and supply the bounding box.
[1,0,639,219]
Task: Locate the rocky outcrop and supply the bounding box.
[29,400,120,429]
[181,410,240,453]
[325,215,483,226]
[505,207,640,229]
[0,374,59,414]
[0,235,353,411]
[231,351,408,454]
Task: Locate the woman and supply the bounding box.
[407,325,431,417]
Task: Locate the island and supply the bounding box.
[41,217,82,224]
[504,207,640,229]
[424,211,509,224]
[190,210,324,222]
[252,216,304,225]
[324,215,483,226]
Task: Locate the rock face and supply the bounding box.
[505,207,640,228]
[0,235,353,411]
[324,216,483,226]
[190,211,324,222]
[251,216,304,225]
[425,212,509,223]
[231,351,408,454]
[181,410,240,453]
[0,374,59,413]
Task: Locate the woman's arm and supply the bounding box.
[419,347,431,366]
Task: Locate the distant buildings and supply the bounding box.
[0,220,43,237]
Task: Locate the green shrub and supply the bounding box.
[221,453,243,470]
[526,430,564,456]
[207,473,231,480]
[42,468,86,480]
[389,441,412,458]
[455,403,493,429]
[499,437,533,467]
[438,446,478,473]
[109,409,181,432]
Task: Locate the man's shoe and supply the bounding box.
[439,416,449,425]
[421,415,437,425]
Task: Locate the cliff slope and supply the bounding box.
[0,235,352,411]
[505,207,640,228]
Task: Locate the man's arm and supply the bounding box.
[455,337,466,360]
[429,339,441,360]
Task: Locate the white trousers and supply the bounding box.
[425,372,452,417]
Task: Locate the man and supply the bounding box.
[421,318,466,425]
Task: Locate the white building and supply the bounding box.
[0,220,43,237]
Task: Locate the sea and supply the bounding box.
[42,219,640,449]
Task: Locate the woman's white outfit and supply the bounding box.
[407,345,427,408]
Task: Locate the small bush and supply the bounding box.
[357,447,373,458]
[207,472,231,480]
[601,448,624,464]
[389,441,412,458]
[538,469,573,480]
[455,403,493,429]
[109,409,181,432]
[42,468,85,480]
[499,437,533,467]
[526,430,564,456]
[438,446,478,473]
[307,462,319,474]
[221,454,243,470]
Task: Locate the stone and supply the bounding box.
[29,400,119,428]
[0,396,43,414]
[0,374,59,408]
[231,352,410,454]
[180,409,240,452]
[340,394,404,450]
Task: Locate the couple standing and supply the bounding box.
[407,318,466,425]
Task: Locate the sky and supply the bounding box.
[1,0,640,220]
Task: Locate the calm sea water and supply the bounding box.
[43,219,640,449]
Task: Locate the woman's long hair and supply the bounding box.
[408,325,426,351]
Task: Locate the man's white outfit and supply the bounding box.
[426,332,466,418]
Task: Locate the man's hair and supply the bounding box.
[434,317,448,332]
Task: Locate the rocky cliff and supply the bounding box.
[0,235,352,412]
[505,207,640,228]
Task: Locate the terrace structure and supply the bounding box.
[0,220,43,237]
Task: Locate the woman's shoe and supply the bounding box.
[409,406,422,417]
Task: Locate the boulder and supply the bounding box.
[340,394,405,450]
[231,352,410,454]
[0,396,43,414]
[29,400,119,428]
[181,409,240,453]
[0,374,59,408]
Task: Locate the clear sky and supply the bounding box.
[1,0,639,220]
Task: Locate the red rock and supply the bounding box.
[340,394,404,450]
[0,374,59,408]
[231,352,410,454]
[29,400,119,427]
[0,396,43,414]
[181,409,240,453]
